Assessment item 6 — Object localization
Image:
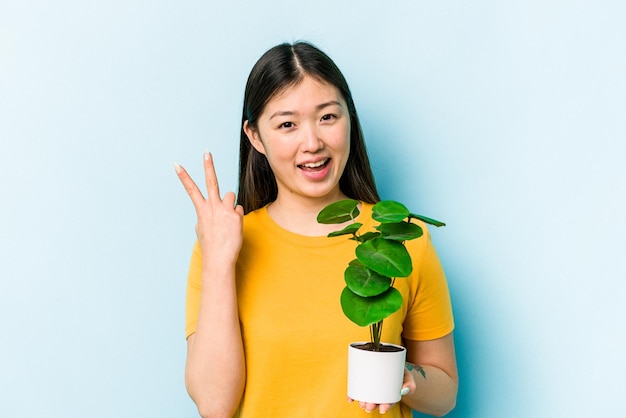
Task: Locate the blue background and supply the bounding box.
[1,1,624,417]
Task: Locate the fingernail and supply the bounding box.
[204,150,210,160]
[400,387,410,396]
[174,162,182,174]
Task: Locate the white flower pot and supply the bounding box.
[347,342,407,404]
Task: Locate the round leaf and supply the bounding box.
[341,287,403,327]
[378,221,423,241]
[356,238,413,277]
[317,199,360,224]
[344,262,392,297]
[327,222,362,238]
[372,201,410,223]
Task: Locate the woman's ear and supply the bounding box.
[243,120,266,155]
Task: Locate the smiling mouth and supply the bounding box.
[298,158,330,171]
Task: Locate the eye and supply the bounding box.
[279,121,294,129]
[321,114,336,122]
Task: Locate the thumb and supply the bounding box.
[401,367,417,396]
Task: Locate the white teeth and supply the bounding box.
[302,159,328,168]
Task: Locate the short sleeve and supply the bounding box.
[185,241,202,339]
[402,226,454,341]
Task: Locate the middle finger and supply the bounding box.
[203,151,222,201]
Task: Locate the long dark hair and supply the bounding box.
[237,41,379,213]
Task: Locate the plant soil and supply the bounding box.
[351,342,404,352]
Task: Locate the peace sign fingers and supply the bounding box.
[175,152,244,266]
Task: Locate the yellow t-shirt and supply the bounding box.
[185,203,454,417]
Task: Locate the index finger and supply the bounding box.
[203,151,221,200]
[174,162,206,207]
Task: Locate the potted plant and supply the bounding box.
[317,199,445,404]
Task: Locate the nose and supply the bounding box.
[300,123,323,152]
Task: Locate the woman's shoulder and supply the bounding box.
[242,205,268,229]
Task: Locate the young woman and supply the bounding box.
[175,42,457,417]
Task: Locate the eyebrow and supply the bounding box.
[269,101,343,120]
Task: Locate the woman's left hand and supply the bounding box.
[349,367,417,414]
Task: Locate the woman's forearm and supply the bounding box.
[185,264,245,418]
[401,365,458,417]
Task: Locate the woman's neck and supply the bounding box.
[267,192,354,236]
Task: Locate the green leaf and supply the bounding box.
[356,238,413,277]
[409,213,446,227]
[377,221,423,241]
[341,287,403,327]
[317,199,360,224]
[372,201,410,223]
[327,222,362,238]
[356,231,381,242]
[344,261,392,297]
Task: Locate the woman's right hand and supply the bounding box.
[175,151,244,267]
[177,152,247,417]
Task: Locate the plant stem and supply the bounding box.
[371,320,383,351]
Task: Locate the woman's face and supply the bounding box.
[244,75,351,204]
